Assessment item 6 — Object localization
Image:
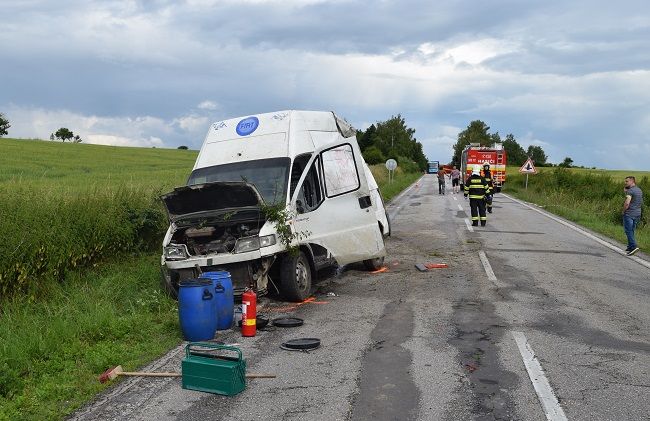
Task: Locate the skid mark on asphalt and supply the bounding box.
[350,301,419,421]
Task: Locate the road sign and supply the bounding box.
[519,158,537,174]
[385,159,397,171]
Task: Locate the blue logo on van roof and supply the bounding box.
[236,116,259,136]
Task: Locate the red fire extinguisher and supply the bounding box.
[241,288,257,337]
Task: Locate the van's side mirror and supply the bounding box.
[296,200,305,214]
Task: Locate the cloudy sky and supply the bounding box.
[2,0,649,170]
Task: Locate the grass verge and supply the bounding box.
[369,165,422,202]
[504,169,648,251]
[0,254,180,420]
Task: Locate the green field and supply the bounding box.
[0,138,421,420]
[503,166,649,251]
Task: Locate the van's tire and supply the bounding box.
[363,256,385,271]
[280,251,312,302]
[160,267,179,300]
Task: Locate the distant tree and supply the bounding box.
[49,133,55,141]
[362,145,385,165]
[356,124,376,152]
[451,120,492,166]
[502,133,527,165]
[0,112,10,137]
[53,128,74,142]
[356,115,427,171]
[73,135,82,143]
[177,145,189,150]
[559,157,573,168]
[527,145,548,166]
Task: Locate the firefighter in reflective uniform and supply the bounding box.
[465,165,491,226]
[482,162,494,213]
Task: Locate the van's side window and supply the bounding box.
[289,153,312,199]
[296,157,324,214]
[321,144,360,197]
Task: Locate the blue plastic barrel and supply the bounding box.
[201,271,234,330]
[178,278,218,341]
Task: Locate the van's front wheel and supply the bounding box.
[363,256,385,271]
[280,251,312,302]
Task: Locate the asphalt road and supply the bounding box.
[71,175,650,421]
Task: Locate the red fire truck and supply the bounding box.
[460,144,507,191]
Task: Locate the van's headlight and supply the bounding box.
[259,234,276,247]
[164,244,189,260]
[234,235,276,253]
[234,236,260,253]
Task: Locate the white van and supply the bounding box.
[160,110,389,301]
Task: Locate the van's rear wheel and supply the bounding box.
[363,256,385,271]
[280,251,312,302]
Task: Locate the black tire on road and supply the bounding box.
[280,251,312,302]
[363,256,385,271]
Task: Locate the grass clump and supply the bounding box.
[0,254,180,420]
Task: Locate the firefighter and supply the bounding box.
[482,162,494,213]
[465,165,491,226]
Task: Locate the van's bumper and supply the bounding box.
[161,250,273,296]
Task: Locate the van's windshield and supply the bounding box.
[187,158,290,204]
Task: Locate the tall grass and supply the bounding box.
[0,139,197,298]
[505,167,649,249]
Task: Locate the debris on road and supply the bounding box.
[280,338,321,352]
[370,266,389,274]
[272,317,304,328]
[415,262,449,272]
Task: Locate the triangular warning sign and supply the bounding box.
[519,158,537,174]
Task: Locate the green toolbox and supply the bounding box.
[181,342,246,396]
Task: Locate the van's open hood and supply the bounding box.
[161,181,265,222]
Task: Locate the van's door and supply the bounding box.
[291,142,385,265]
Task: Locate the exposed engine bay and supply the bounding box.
[171,214,264,256]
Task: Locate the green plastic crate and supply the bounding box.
[182,342,246,396]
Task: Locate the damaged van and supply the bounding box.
[160,110,389,301]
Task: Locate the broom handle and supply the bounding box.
[119,372,275,379]
[120,372,181,377]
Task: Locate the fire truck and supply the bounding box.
[460,144,507,191]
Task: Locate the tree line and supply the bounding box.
[356,114,428,172]
[450,120,578,168]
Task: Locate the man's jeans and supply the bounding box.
[623,214,640,250]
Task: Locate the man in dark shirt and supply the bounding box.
[437,170,446,195]
[623,176,643,256]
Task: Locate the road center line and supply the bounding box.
[464,218,474,232]
[512,331,568,421]
[502,193,650,270]
[478,250,497,281]
[457,204,464,211]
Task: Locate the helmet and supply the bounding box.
[483,162,490,169]
[472,165,481,175]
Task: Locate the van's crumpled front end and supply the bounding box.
[160,182,283,297]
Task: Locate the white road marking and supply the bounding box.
[453,196,457,201]
[457,204,464,211]
[502,193,650,270]
[464,218,474,232]
[478,250,497,282]
[512,331,568,421]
